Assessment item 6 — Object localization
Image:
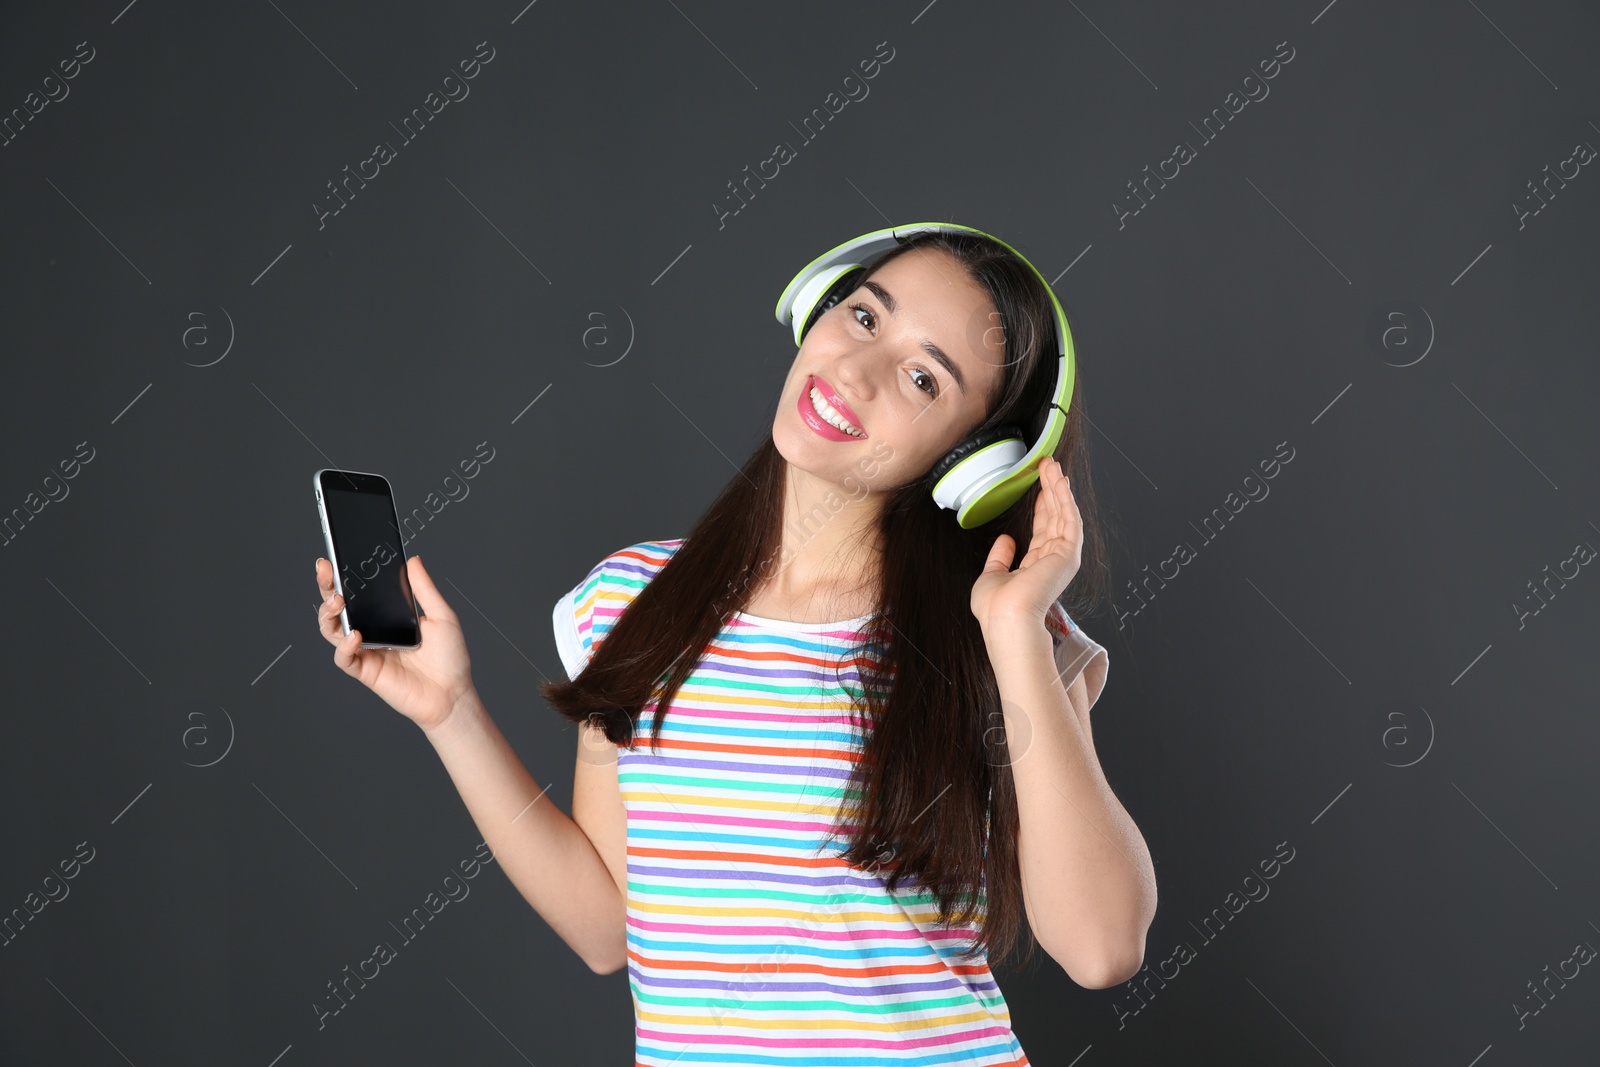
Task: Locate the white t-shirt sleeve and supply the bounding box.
[551,581,588,681]
[1047,601,1109,712]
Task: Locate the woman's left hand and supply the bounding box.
[971,455,1083,632]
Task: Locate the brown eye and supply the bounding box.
[847,301,936,398]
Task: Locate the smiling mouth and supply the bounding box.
[807,381,865,437]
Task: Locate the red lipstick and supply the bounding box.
[799,374,867,441]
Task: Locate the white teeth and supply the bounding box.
[809,386,864,437]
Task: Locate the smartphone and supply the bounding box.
[313,469,421,649]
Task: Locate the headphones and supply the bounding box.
[774,222,1076,530]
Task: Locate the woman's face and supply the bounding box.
[773,248,1009,497]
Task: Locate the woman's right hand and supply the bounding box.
[315,555,475,732]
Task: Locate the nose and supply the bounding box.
[829,351,877,403]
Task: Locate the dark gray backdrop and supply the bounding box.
[3,0,1597,1063]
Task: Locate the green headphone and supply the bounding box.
[774,222,1077,529]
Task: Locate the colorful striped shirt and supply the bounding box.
[551,539,1109,1065]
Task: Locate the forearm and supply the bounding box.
[421,688,625,973]
[984,620,1156,985]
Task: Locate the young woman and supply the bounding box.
[314,224,1156,1065]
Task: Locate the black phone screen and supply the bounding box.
[316,471,420,648]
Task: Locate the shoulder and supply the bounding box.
[551,538,683,680]
[566,537,684,620]
[585,538,683,593]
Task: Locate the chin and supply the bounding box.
[771,416,808,467]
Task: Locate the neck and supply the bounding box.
[761,462,885,613]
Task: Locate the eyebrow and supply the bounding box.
[861,280,967,396]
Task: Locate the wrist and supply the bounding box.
[980,613,1053,658]
[423,685,484,744]
[979,610,1050,641]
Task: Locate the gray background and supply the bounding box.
[3,0,1598,1063]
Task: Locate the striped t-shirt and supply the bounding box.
[551,539,1109,1066]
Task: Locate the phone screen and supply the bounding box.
[314,470,421,649]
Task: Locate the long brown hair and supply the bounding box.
[541,228,1113,967]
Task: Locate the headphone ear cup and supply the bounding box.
[924,424,1024,490]
[796,267,865,342]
